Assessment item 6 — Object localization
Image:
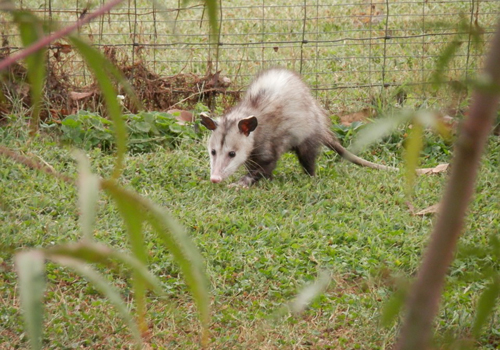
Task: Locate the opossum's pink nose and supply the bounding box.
[210,175,222,183]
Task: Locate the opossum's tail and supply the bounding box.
[324,132,398,171]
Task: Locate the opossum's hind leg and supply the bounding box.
[294,138,321,176]
[238,158,278,187]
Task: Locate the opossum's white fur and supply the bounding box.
[200,68,395,186]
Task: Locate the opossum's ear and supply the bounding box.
[200,112,217,131]
[238,116,258,136]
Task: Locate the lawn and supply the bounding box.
[1,115,499,349]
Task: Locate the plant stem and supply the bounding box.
[0,0,125,72]
[0,145,74,184]
[395,19,500,350]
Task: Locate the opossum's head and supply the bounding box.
[200,112,258,183]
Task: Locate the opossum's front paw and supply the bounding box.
[227,182,248,189]
[230,175,255,188]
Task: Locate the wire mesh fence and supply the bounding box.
[2,0,499,114]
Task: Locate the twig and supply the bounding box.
[0,145,74,184]
[167,87,226,109]
[0,0,125,72]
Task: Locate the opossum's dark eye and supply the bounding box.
[211,149,216,156]
[228,151,236,158]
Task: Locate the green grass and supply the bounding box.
[1,117,499,349]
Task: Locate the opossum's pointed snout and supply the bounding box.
[210,175,223,183]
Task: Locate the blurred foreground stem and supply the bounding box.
[0,0,124,72]
[395,19,500,350]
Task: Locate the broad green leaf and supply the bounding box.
[68,36,127,180]
[48,256,142,348]
[61,117,81,127]
[204,0,219,42]
[404,122,424,196]
[15,251,46,350]
[12,11,45,135]
[183,0,219,42]
[69,36,140,111]
[350,112,413,154]
[169,123,183,134]
[431,39,461,89]
[102,179,211,343]
[134,121,152,133]
[413,111,452,140]
[472,277,500,337]
[69,36,140,110]
[288,271,331,314]
[473,73,500,94]
[380,284,409,327]
[45,241,165,296]
[132,275,148,333]
[109,183,147,263]
[412,110,437,129]
[106,180,149,332]
[73,150,100,240]
[145,199,211,343]
[490,234,500,260]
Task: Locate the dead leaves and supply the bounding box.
[415,203,441,216]
[407,201,441,216]
[406,164,449,216]
[339,108,374,126]
[406,163,448,216]
[412,200,442,219]
[416,163,449,175]
[167,109,194,125]
[69,91,94,101]
[52,41,72,62]
[352,2,385,26]
[339,109,450,217]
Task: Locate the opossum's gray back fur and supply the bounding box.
[225,68,331,154]
[204,68,395,185]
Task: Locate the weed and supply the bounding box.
[332,116,454,167]
[58,110,202,153]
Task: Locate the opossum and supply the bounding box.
[200,68,396,186]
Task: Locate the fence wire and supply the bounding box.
[2,0,499,113]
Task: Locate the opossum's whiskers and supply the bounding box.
[244,159,265,172]
[200,68,396,185]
